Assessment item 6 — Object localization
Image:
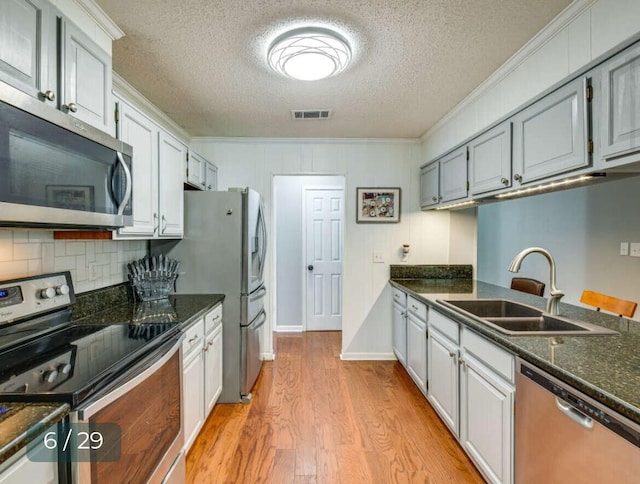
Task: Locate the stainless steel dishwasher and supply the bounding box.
[515,358,640,483]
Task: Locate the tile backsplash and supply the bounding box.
[0,230,146,293]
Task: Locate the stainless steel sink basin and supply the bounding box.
[438,299,619,336]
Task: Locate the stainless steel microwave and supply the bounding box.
[0,81,133,229]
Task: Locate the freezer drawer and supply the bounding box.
[241,308,266,399]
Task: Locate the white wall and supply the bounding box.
[0,230,146,293]
[273,175,345,331]
[477,177,640,320]
[420,0,640,164]
[190,138,473,358]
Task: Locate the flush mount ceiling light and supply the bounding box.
[268,27,351,81]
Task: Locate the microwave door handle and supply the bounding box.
[116,151,132,216]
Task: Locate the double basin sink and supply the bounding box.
[437,299,619,336]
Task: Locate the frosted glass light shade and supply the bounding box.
[268,27,351,81]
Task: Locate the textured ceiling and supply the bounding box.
[95,0,572,138]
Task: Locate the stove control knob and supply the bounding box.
[55,284,70,296]
[39,287,56,299]
[43,369,59,383]
[57,363,72,375]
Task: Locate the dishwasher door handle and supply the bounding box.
[556,398,594,429]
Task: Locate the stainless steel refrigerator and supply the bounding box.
[151,188,267,403]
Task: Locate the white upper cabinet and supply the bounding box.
[205,162,218,191]
[440,146,468,202]
[113,95,159,237]
[598,41,640,168]
[60,19,112,133]
[512,76,591,185]
[0,1,113,133]
[186,150,205,189]
[0,0,57,106]
[420,161,440,208]
[159,131,186,237]
[469,121,512,195]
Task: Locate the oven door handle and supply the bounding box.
[77,334,183,420]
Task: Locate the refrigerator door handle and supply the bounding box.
[252,308,267,329]
[250,285,267,301]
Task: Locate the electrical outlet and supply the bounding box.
[620,242,630,256]
[372,251,385,263]
[630,243,640,258]
[88,262,98,281]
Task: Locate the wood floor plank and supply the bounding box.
[186,331,484,483]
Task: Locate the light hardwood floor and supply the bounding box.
[186,331,484,483]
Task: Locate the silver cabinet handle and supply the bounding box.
[556,398,594,429]
[432,196,438,202]
[448,351,456,358]
[153,213,159,233]
[64,102,78,113]
[400,311,406,317]
[116,152,132,216]
[207,185,212,190]
[501,177,509,185]
[161,215,168,233]
[201,181,206,187]
[40,90,56,101]
[188,335,200,344]
[514,174,523,182]
[458,358,466,368]
[411,305,419,311]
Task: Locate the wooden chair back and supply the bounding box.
[510,277,545,297]
[580,290,637,318]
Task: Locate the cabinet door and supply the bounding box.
[512,76,590,185]
[419,162,439,208]
[205,162,218,191]
[60,19,112,133]
[204,324,223,415]
[406,314,427,395]
[182,347,204,452]
[0,433,58,484]
[114,97,159,237]
[440,146,468,202]
[599,42,640,167]
[186,151,205,189]
[427,329,459,436]
[392,301,406,366]
[158,131,186,237]
[469,121,512,195]
[460,353,514,484]
[0,0,57,106]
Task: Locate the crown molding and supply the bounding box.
[421,0,597,142]
[191,136,421,145]
[112,72,191,143]
[73,0,125,40]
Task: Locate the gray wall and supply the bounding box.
[273,175,345,329]
[477,176,640,319]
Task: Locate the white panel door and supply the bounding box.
[469,121,512,195]
[440,146,468,202]
[158,131,186,237]
[427,329,459,436]
[305,189,344,331]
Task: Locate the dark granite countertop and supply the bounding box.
[390,278,640,425]
[73,294,225,330]
[0,402,69,465]
[0,293,223,467]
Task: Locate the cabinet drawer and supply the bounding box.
[183,318,204,356]
[462,328,514,383]
[407,296,427,322]
[392,287,407,307]
[429,309,459,344]
[205,304,222,334]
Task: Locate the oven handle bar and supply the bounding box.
[78,334,183,420]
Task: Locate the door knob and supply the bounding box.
[307,265,314,271]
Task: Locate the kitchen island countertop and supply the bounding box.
[390,278,640,425]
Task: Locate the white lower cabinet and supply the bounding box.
[460,328,515,484]
[427,327,459,436]
[181,304,223,452]
[406,296,428,395]
[0,425,58,483]
[391,287,407,366]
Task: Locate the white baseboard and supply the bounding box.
[262,352,275,361]
[274,325,303,332]
[340,352,397,361]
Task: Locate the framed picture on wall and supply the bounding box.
[356,187,401,223]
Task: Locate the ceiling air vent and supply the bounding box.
[291,109,332,120]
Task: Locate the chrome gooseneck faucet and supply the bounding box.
[508,247,564,315]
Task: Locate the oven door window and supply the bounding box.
[85,351,180,483]
[0,101,131,216]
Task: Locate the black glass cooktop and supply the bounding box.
[0,321,180,407]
